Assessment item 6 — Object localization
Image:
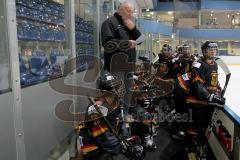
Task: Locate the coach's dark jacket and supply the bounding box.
[101,12,141,71]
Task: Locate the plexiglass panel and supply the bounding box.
[16,0,71,87]
[0,0,11,93]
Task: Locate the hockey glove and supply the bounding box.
[207,94,225,105]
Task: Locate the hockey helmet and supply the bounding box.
[201,41,218,58]
[175,45,181,53]
[97,72,125,98]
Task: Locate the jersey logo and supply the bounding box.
[182,73,190,81]
[185,64,190,72]
[211,71,218,87]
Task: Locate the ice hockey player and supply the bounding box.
[79,72,145,160]
[189,41,225,129]
[174,44,198,103]
[79,73,124,160]
[171,44,197,139]
[155,44,177,79]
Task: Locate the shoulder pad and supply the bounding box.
[171,56,179,63]
[192,61,201,68]
[88,105,98,115]
[88,105,108,116]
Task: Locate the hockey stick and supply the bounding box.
[210,58,231,128]
[207,58,231,107]
[215,57,231,98]
[87,97,134,149]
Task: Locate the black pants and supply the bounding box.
[130,105,151,139]
[174,102,215,129]
[189,104,215,128]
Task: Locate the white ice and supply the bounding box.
[219,65,240,117]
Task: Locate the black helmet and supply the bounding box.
[162,44,172,52]
[176,46,182,54]
[97,72,125,98]
[201,41,218,58]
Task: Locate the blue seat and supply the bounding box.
[54,29,65,41]
[40,26,54,41]
[50,50,58,64]
[29,56,50,80]
[19,56,39,86]
[22,23,39,40]
[49,50,65,76]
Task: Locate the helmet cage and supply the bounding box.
[98,73,125,98]
[161,44,172,58]
[206,42,218,58]
[202,41,218,58]
[182,44,191,58]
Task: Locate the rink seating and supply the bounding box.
[19,50,67,86]
[19,48,95,86]
[16,0,94,43]
[29,55,50,79]
[16,0,95,86]
[19,56,40,86]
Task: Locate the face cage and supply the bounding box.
[162,46,171,52]
[162,48,172,57]
[182,47,191,57]
[205,47,218,58]
[110,79,125,98]
[206,47,218,53]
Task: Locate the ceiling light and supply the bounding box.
[146,9,150,12]
[168,11,173,15]
[150,12,154,15]
[147,14,150,17]
[210,13,213,17]
[227,14,230,18]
